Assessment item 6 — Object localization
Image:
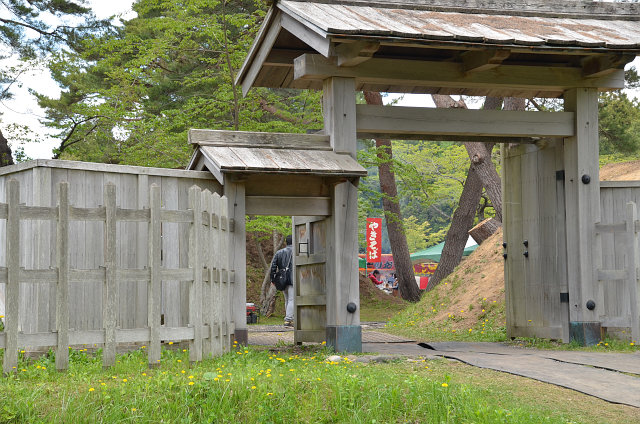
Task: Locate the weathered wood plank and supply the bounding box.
[116,208,150,222]
[103,183,117,368]
[189,185,203,362]
[563,88,601,325]
[4,179,19,374]
[355,104,575,139]
[18,205,57,220]
[69,206,106,221]
[148,184,162,367]
[160,209,193,224]
[625,202,640,343]
[295,54,626,95]
[189,129,331,150]
[56,182,70,371]
[245,196,330,216]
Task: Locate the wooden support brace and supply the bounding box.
[461,49,510,73]
[189,186,203,362]
[3,179,19,375]
[56,182,70,371]
[582,54,636,78]
[103,183,117,368]
[334,41,380,67]
[148,184,162,367]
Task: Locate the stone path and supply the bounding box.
[248,325,640,408]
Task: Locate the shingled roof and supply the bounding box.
[237,0,640,97]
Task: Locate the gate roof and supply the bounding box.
[237,0,640,98]
[187,129,367,185]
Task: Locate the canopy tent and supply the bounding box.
[411,236,478,263]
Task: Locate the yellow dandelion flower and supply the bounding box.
[122,378,127,382]
[631,342,636,346]
[132,408,137,412]
[101,383,106,386]
[214,378,219,381]
[41,366,46,370]
[89,388,95,392]
[441,383,448,387]
[182,349,187,352]
[141,346,146,349]
[188,382,194,386]
[267,393,273,396]
[317,378,322,381]
[251,386,256,390]
[289,369,295,372]
[188,375,194,379]
[181,370,186,374]
[169,342,173,345]
[177,359,182,363]
[225,379,230,382]
[20,350,25,354]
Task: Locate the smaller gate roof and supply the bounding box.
[187,129,367,185]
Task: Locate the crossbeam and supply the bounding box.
[294,54,625,95]
[356,105,575,140]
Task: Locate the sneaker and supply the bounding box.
[284,320,293,327]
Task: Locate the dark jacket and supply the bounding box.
[270,245,293,287]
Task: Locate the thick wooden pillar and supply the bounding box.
[323,77,361,352]
[563,88,602,345]
[225,181,247,345]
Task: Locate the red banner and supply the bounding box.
[366,218,382,261]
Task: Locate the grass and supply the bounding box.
[1,344,637,423]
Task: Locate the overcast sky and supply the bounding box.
[3,3,640,160]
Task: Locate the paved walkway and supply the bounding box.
[248,324,640,408]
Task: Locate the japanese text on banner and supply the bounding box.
[366,218,382,261]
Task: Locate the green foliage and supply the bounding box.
[0,345,618,423]
[598,91,640,155]
[37,0,322,167]
[246,215,291,243]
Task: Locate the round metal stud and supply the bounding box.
[586,300,596,310]
[346,302,357,313]
[581,174,591,184]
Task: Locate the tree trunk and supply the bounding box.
[363,91,421,302]
[258,231,284,317]
[469,217,501,244]
[427,166,484,290]
[432,95,503,222]
[0,129,14,167]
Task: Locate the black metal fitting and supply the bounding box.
[586,300,596,310]
[346,302,357,313]
[581,174,591,184]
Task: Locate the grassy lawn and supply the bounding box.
[0,345,637,423]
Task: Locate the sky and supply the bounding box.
[1,0,136,159]
[2,3,640,160]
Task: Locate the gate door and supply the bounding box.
[503,141,569,341]
[292,216,327,344]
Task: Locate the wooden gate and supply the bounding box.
[292,216,327,344]
[503,141,569,341]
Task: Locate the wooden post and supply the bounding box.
[564,88,602,345]
[148,184,162,367]
[188,186,203,362]
[103,182,117,368]
[224,182,245,347]
[4,179,19,375]
[56,182,70,371]
[626,202,640,343]
[323,77,361,352]
[211,193,223,356]
[201,190,213,359]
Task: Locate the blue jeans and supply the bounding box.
[284,284,294,322]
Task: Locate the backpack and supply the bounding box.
[274,249,293,291]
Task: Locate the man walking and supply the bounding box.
[270,235,294,327]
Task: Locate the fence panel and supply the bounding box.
[0,179,233,374]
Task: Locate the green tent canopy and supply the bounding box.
[410,236,478,263]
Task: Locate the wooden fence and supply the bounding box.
[0,179,234,374]
[595,201,640,343]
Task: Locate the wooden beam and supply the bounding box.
[281,13,331,58]
[356,104,575,139]
[245,196,330,216]
[239,10,282,97]
[461,49,510,73]
[334,41,380,67]
[294,54,626,93]
[188,129,331,150]
[581,54,636,78]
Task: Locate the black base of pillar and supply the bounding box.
[326,325,362,353]
[569,322,601,346]
[234,329,248,346]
